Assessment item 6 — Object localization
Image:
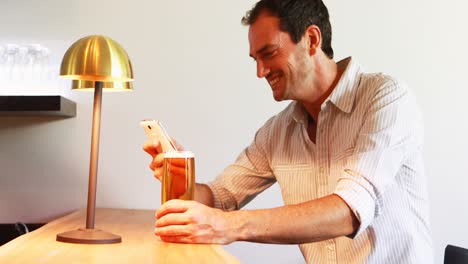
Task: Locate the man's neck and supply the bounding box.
[301,57,346,120]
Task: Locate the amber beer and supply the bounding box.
[162,151,195,203]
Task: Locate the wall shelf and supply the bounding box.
[0,96,76,117]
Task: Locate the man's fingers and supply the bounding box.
[155,225,193,237]
[166,157,188,167]
[142,140,156,156]
[155,211,190,227]
[158,235,194,244]
[169,165,189,177]
[159,235,188,243]
[170,138,184,151]
[142,139,163,156]
[150,153,164,170]
[156,199,194,219]
[152,167,163,180]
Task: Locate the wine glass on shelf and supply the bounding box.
[39,46,50,81]
[0,45,5,87]
[5,44,19,82]
[27,44,42,82]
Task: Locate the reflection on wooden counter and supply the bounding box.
[0,208,240,264]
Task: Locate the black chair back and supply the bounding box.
[444,245,468,264]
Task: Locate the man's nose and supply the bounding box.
[256,60,270,78]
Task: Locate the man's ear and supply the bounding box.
[305,25,322,56]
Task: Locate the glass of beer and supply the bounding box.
[161,151,195,203]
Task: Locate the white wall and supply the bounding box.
[0,0,467,263]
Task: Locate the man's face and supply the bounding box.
[248,11,312,102]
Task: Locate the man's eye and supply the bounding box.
[263,51,276,59]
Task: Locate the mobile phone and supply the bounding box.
[140,119,177,152]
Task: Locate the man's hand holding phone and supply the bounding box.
[141,120,185,181]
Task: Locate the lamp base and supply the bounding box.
[56,228,121,244]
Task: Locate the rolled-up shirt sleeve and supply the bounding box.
[334,79,422,237]
[207,118,277,211]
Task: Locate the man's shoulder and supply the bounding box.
[358,72,409,99]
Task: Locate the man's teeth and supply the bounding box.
[269,77,279,86]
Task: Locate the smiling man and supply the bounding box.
[143,0,433,263]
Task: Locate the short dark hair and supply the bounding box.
[242,0,334,59]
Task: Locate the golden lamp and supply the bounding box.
[56,35,133,244]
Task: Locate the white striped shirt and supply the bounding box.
[208,57,433,263]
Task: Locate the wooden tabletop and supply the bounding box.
[0,208,240,264]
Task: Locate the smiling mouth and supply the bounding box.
[267,74,281,88]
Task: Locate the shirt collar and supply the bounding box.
[290,56,363,123]
[328,56,362,114]
[291,101,307,123]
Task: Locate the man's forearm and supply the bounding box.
[194,183,215,207]
[228,194,359,244]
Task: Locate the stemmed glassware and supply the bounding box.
[0,43,51,94]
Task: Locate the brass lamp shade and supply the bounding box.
[60,35,134,83]
[72,80,133,91]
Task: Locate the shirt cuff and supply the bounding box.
[333,177,378,238]
[206,181,238,211]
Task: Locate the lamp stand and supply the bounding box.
[57,81,121,244]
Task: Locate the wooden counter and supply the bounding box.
[0,208,240,264]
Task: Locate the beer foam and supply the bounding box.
[163,151,195,158]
